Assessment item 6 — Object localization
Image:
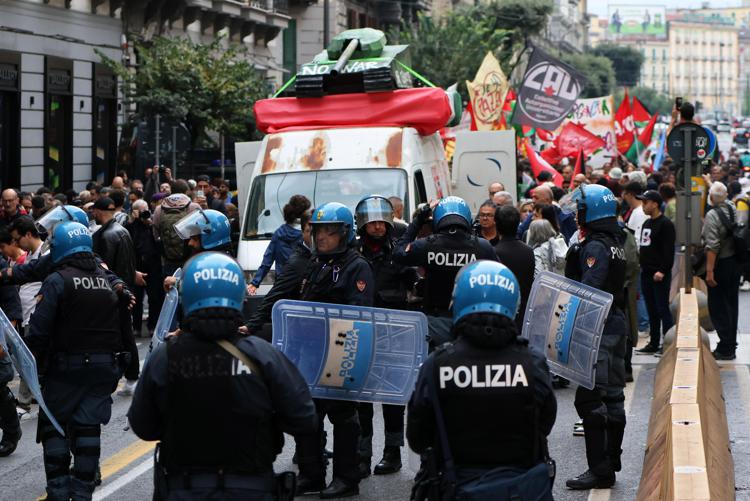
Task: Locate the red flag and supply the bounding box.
[536,128,555,142]
[614,89,635,154]
[524,138,564,188]
[632,96,651,124]
[555,122,606,158]
[540,145,562,166]
[573,147,585,178]
[637,112,658,146]
[466,100,478,131]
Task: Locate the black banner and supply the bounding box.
[511,48,583,130]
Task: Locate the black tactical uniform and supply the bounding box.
[394,212,497,348]
[0,256,23,457]
[356,234,418,477]
[295,247,375,497]
[26,253,132,500]
[129,322,317,500]
[407,313,556,498]
[565,218,628,488]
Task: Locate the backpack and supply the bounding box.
[159,205,190,263]
[715,204,750,264]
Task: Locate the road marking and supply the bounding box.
[99,440,156,480]
[586,365,642,501]
[93,457,153,500]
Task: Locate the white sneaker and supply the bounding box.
[741,281,750,292]
[117,380,137,397]
[638,330,650,338]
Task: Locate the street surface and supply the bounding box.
[1,293,749,500]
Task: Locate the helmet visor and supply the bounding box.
[355,197,394,230]
[173,210,210,240]
[311,223,347,255]
[35,205,75,233]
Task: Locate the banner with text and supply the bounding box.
[556,95,617,168]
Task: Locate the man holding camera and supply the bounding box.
[125,199,164,338]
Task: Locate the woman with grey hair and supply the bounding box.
[527,219,568,278]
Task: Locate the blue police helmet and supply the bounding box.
[432,196,472,231]
[310,202,356,254]
[173,209,231,250]
[50,221,93,264]
[180,252,246,316]
[451,260,521,323]
[35,204,89,233]
[570,184,617,224]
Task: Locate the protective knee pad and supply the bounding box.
[42,426,71,482]
[574,389,608,420]
[71,425,101,483]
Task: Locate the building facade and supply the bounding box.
[0,0,289,192]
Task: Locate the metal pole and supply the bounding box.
[323,0,329,48]
[220,132,225,181]
[172,125,178,179]
[155,114,161,185]
[684,127,693,294]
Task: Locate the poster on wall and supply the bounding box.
[608,4,667,38]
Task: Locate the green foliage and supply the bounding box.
[391,0,553,98]
[614,86,673,117]
[561,53,616,98]
[97,36,268,144]
[590,44,644,87]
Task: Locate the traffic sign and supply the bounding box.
[667,123,711,163]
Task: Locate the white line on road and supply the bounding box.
[586,365,643,501]
[93,457,153,500]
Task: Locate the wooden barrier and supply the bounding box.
[636,289,734,500]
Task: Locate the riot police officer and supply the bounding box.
[128,252,316,500]
[564,184,628,490]
[394,196,497,348]
[25,221,133,500]
[354,195,418,478]
[407,261,556,500]
[295,202,374,498]
[0,254,23,456]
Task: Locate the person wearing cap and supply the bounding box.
[621,181,650,334]
[92,197,142,396]
[635,190,676,354]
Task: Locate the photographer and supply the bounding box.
[126,199,164,338]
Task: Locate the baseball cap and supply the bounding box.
[636,190,663,205]
[93,197,115,210]
[609,167,623,180]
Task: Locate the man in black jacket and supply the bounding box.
[0,255,23,457]
[494,205,535,331]
[636,190,676,353]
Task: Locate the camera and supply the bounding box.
[139,209,151,220]
[158,166,167,174]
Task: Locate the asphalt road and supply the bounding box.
[1,292,749,500]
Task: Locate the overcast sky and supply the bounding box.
[588,1,747,18]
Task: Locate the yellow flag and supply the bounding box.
[465,52,508,131]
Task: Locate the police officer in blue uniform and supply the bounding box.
[394,197,497,348]
[407,261,556,500]
[354,195,417,478]
[564,184,628,490]
[0,255,23,457]
[128,252,316,500]
[26,221,133,500]
[295,202,375,499]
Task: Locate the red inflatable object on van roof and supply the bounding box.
[254,87,452,136]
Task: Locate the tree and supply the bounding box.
[392,0,553,99]
[590,44,644,87]
[561,53,616,98]
[97,36,268,150]
[614,86,673,117]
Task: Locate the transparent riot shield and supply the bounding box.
[272,300,429,405]
[146,268,182,364]
[0,308,65,436]
[521,271,613,390]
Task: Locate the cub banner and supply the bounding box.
[271,300,429,405]
[512,47,584,131]
[465,52,509,131]
[521,272,613,390]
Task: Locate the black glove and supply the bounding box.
[415,204,432,226]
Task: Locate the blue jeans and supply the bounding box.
[636,274,650,331]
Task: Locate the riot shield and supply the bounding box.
[146,268,182,364]
[271,300,429,405]
[521,271,613,390]
[0,308,65,436]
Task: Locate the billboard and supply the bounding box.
[608,4,667,38]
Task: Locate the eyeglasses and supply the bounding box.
[479,213,495,219]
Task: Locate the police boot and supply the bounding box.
[320,477,359,499]
[0,387,21,457]
[607,420,626,472]
[373,446,402,475]
[358,457,371,479]
[0,428,21,457]
[566,419,615,490]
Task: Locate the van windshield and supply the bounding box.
[243,169,408,239]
